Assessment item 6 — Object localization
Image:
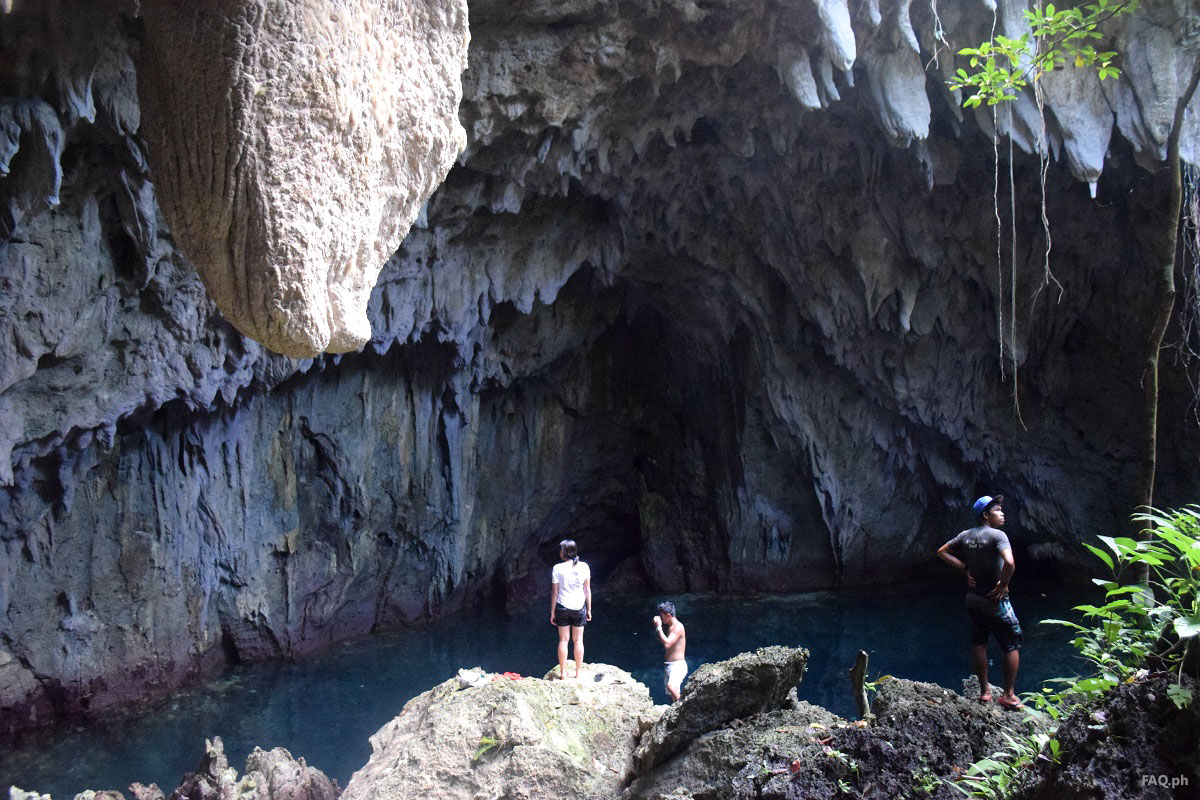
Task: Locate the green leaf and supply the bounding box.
[1084,544,1114,569]
[1174,615,1200,639]
[1167,684,1193,709]
[1040,618,1087,630]
[1104,586,1152,598]
[1074,676,1117,693]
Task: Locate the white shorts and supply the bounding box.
[664,659,688,692]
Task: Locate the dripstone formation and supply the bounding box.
[2,0,1200,732]
[138,0,470,357]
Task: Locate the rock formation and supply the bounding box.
[623,674,1045,799]
[632,645,811,774]
[1014,673,1200,800]
[7,737,340,800]
[148,737,340,800]
[341,664,657,800]
[134,0,469,357]
[3,0,1200,734]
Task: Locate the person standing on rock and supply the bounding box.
[937,494,1024,709]
[550,539,592,679]
[653,601,687,702]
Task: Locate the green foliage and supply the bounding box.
[823,745,861,775]
[860,673,893,705]
[952,731,1056,799]
[473,734,501,761]
[1028,508,1199,720]
[949,0,1138,108]
[911,763,941,796]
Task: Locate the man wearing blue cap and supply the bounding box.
[937,495,1023,709]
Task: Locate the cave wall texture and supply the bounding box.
[2,0,1200,733]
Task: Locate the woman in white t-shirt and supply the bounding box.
[550,539,592,679]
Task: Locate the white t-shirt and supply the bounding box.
[551,560,591,610]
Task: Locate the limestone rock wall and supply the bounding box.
[2,0,1200,733]
[137,0,470,357]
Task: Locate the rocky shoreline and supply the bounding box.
[14,645,1195,800]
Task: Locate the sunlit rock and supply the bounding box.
[779,46,822,110]
[342,665,656,800]
[137,0,470,357]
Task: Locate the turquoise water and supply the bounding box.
[1,579,1089,797]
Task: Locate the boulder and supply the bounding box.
[866,677,1043,771]
[622,703,840,800]
[624,671,1041,799]
[631,646,810,775]
[341,664,657,800]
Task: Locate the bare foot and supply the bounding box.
[978,693,993,703]
[996,695,1024,710]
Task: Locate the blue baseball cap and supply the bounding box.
[972,495,1004,515]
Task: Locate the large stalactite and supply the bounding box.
[1,0,1199,733]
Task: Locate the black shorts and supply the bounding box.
[554,604,587,628]
[966,593,1023,652]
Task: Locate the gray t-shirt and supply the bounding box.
[947,525,1011,596]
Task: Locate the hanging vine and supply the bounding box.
[1176,164,1200,427]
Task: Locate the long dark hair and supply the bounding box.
[559,539,579,565]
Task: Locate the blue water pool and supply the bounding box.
[0,578,1091,797]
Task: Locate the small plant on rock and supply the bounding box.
[952,731,1052,799]
[911,762,940,796]
[473,734,503,761]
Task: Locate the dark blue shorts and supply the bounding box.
[965,594,1023,652]
[554,604,586,628]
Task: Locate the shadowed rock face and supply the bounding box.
[632,646,810,775]
[2,0,1200,735]
[1014,674,1200,800]
[622,675,1045,800]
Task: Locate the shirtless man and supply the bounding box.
[653,601,687,702]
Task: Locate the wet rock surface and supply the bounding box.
[2,0,1200,731]
[340,663,656,800]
